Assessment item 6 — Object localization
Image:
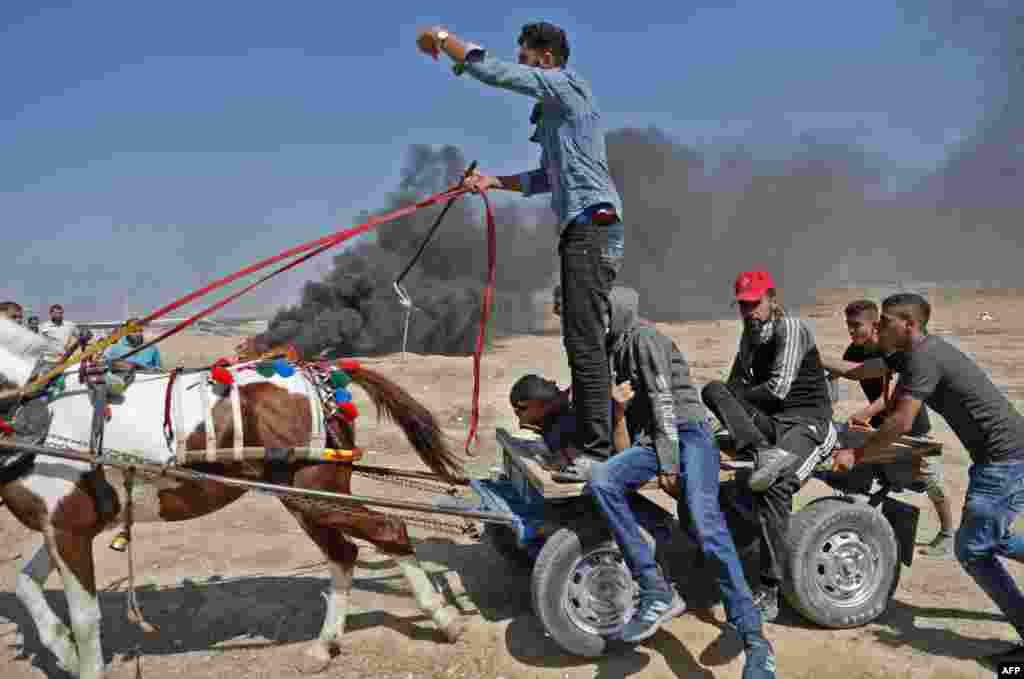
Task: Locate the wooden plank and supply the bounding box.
[495,427,661,500]
[714,426,942,464]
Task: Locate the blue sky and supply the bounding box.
[0,1,992,318]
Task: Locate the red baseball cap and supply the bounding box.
[734,270,775,302]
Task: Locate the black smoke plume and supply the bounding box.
[264,3,1024,354]
[258,145,558,358]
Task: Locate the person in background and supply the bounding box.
[105,318,161,370]
[39,303,79,365]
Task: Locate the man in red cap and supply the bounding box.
[700,270,836,622]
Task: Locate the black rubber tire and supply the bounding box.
[783,497,901,629]
[530,526,629,658]
[482,523,535,568]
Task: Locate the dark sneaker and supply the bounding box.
[742,634,778,679]
[980,644,1024,671]
[752,585,779,623]
[618,590,687,643]
[919,532,954,558]
[748,448,798,492]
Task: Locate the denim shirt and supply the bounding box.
[462,50,623,232]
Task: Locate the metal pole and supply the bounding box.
[0,438,512,525]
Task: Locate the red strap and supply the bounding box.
[141,187,467,326]
[464,192,497,456]
[122,240,337,362]
[0,418,14,435]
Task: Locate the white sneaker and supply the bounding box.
[551,453,605,482]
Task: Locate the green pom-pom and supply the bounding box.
[329,370,352,388]
[255,362,276,378]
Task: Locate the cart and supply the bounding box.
[468,425,942,657]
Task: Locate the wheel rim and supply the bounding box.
[563,546,637,637]
[811,528,882,608]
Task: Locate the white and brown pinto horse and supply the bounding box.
[0,319,466,679]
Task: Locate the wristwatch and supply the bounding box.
[435,30,449,48]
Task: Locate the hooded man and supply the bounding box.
[579,292,776,677]
[701,270,836,623]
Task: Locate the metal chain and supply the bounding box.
[352,466,464,497]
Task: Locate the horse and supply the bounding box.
[0,318,467,679]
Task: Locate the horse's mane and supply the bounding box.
[0,317,56,387]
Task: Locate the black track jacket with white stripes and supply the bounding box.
[727,315,833,421]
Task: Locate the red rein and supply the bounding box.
[135,185,495,458]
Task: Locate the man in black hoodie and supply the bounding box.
[584,291,776,678]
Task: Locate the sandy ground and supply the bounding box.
[1,287,1023,679]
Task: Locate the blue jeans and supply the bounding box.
[588,422,763,639]
[955,459,1024,640]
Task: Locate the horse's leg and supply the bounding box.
[51,529,104,679]
[15,542,80,675]
[292,465,464,645]
[392,551,463,643]
[283,506,358,674]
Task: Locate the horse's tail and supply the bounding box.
[348,365,465,483]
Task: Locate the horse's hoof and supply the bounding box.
[435,606,465,643]
[292,641,333,675]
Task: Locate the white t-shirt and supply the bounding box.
[39,320,78,361]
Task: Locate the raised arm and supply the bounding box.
[417,26,559,99]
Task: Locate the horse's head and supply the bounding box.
[0,317,57,387]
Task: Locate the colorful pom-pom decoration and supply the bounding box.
[339,359,361,373]
[329,370,352,388]
[334,388,352,403]
[338,401,359,422]
[273,357,295,378]
[211,366,235,387]
[213,357,233,368]
[255,362,276,378]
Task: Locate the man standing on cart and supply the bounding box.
[416,21,624,479]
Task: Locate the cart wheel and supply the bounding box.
[483,523,535,568]
[783,497,900,628]
[531,526,636,657]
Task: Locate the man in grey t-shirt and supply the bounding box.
[833,293,1024,670]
